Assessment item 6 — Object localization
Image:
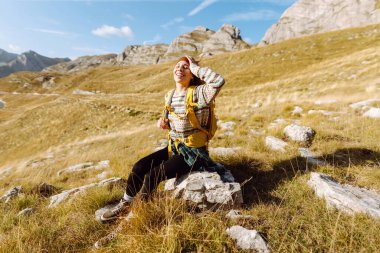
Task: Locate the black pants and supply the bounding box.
[125,146,199,198]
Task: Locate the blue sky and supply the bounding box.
[0,0,296,60]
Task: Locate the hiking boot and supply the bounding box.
[100,199,130,222]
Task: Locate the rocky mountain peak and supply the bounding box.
[219,24,241,39]
[260,0,380,45]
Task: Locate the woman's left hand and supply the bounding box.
[185,55,198,74]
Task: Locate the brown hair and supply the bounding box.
[176,56,204,86]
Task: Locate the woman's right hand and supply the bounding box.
[157,117,169,130]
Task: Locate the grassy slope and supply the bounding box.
[0,23,379,252]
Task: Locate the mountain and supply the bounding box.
[259,0,380,45]
[0,50,70,77]
[117,24,250,65]
[0,49,17,65]
[43,54,117,73]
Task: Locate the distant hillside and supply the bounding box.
[260,0,380,45]
[0,50,70,78]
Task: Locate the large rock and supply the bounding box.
[0,186,23,203]
[164,171,242,210]
[226,225,270,252]
[283,124,316,144]
[48,178,126,208]
[260,0,380,46]
[308,172,380,218]
[350,99,380,109]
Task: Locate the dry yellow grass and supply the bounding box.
[0,23,380,252]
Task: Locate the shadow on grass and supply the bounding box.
[223,148,380,207]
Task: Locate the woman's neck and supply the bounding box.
[175,82,189,93]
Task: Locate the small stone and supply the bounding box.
[265,136,288,152]
[363,107,380,118]
[299,148,326,166]
[226,225,270,252]
[17,208,35,217]
[226,209,253,220]
[308,110,334,116]
[219,121,236,131]
[283,124,316,144]
[209,147,241,156]
[0,186,23,203]
[0,100,5,109]
[350,99,380,109]
[292,106,303,115]
[314,99,337,105]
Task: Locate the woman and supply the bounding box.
[101,55,225,221]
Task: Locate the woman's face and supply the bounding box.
[173,60,192,85]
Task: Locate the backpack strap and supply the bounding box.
[186,86,211,138]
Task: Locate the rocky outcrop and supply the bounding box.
[118,24,250,65]
[308,172,380,219]
[48,178,126,208]
[260,0,380,46]
[164,171,243,210]
[0,50,70,77]
[116,44,168,65]
[44,54,117,73]
[201,24,250,55]
[165,26,215,57]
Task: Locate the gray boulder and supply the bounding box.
[308,172,380,218]
[265,136,288,152]
[260,0,380,46]
[283,124,316,144]
[363,107,380,118]
[0,186,22,203]
[164,171,243,210]
[57,160,110,176]
[0,100,5,109]
[226,225,270,252]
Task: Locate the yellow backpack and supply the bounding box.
[164,86,217,155]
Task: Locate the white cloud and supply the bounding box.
[8,44,22,53]
[123,13,134,20]
[188,0,218,16]
[222,9,279,22]
[243,37,252,44]
[30,28,69,36]
[161,17,184,30]
[92,25,134,39]
[143,34,161,45]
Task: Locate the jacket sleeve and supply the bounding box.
[190,65,225,108]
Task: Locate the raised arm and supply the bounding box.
[187,56,225,107]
